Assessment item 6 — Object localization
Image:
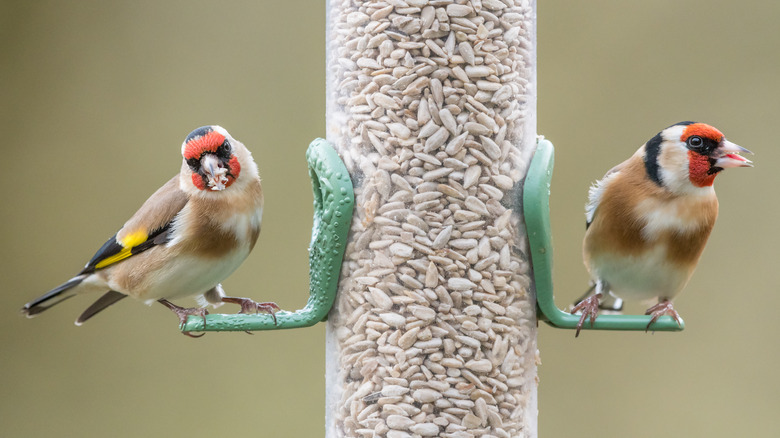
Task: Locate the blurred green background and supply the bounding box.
[1,1,777,436]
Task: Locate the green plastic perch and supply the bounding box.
[523,138,684,332]
[181,138,354,332]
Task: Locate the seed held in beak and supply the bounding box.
[201,154,229,190]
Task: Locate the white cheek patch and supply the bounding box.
[657,142,689,191]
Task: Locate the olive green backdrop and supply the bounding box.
[1,1,777,437]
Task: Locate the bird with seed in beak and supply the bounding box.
[21,125,279,337]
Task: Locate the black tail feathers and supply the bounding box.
[21,275,86,317]
[75,291,126,325]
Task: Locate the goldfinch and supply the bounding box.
[572,122,752,336]
[21,125,279,336]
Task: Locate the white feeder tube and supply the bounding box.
[325,1,538,436]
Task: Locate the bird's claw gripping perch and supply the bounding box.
[221,296,280,325]
[158,299,208,337]
[645,300,682,332]
[571,293,603,337]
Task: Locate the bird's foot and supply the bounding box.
[158,299,208,338]
[221,296,280,325]
[571,292,603,337]
[645,299,682,331]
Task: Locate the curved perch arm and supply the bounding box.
[181,138,354,332]
[523,137,684,332]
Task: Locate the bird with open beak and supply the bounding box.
[573,122,752,336]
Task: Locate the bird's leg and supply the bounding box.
[645,299,682,331]
[572,283,597,308]
[157,299,208,338]
[221,296,280,325]
[571,292,603,337]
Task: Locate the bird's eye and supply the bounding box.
[216,141,232,159]
[186,158,200,170]
[687,136,704,149]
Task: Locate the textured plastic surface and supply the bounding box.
[181,138,354,332]
[523,138,684,332]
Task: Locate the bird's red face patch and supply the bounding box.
[191,173,207,190]
[687,150,717,187]
[183,131,226,161]
[681,123,724,187]
[227,156,241,180]
[680,123,723,144]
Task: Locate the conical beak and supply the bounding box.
[713,140,753,169]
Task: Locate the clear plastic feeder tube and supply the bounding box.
[325,1,538,437]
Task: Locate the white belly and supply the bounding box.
[591,245,691,303]
[151,253,249,302]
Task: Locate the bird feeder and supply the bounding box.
[324,1,539,437]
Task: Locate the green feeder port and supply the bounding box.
[523,138,684,333]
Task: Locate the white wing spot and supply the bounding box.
[585,171,620,225]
